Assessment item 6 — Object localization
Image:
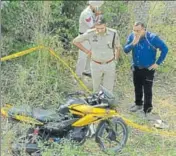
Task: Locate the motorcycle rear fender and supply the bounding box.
[1,104,13,117]
[1,104,43,125]
[14,115,44,125]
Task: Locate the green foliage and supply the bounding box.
[1,1,176,156]
[39,139,89,156]
[102,1,129,42]
[48,1,87,50]
[2,1,43,53]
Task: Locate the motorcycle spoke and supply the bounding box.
[96,118,128,153]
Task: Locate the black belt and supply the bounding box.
[92,57,115,65]
[134,66,147,70]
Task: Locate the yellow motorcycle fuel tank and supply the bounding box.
[68,104,116,127]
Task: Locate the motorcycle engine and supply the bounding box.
[68,127,88,143]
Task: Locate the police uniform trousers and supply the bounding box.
[90,60,116,94]
[75,40,91,77]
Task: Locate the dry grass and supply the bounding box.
[1,55,176,155]
[1,1,176,155]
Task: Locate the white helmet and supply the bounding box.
[88,1,104,7]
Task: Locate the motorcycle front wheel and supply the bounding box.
[95,117,128,154]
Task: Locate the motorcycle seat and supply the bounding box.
[32,108,61,122]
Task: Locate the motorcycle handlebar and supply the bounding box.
[67,91,113,105]
[67,91,86,97]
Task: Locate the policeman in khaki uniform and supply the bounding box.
[73,16,121,94]
[76,1,104,78]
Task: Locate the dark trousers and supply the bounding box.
[133,66,155,113]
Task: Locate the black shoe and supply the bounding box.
[82,72,92,78]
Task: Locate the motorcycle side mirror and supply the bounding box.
[98,90,104,96]
[99,85,114,99]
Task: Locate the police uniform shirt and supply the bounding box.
[79,6,98,33]
[73,28,121,62]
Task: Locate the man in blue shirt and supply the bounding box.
[123,21,168,116]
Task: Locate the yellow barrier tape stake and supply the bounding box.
[0,46,44,62]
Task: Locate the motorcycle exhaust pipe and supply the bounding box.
[26,143,40,153]
[12,143,40,154]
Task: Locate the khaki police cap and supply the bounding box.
[88,1,104,7]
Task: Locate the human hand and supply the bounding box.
[148,63,158,70]
[132,35,140,45]
[115,55,120,61]
[95,11,102,16]
[87,51,92,58]
[115,48,120,60]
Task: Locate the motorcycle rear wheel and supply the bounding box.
[95,117,128,154]
[11,129,41,156]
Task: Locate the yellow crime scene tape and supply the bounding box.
[0,46,44,61]
[1,46,176,138]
